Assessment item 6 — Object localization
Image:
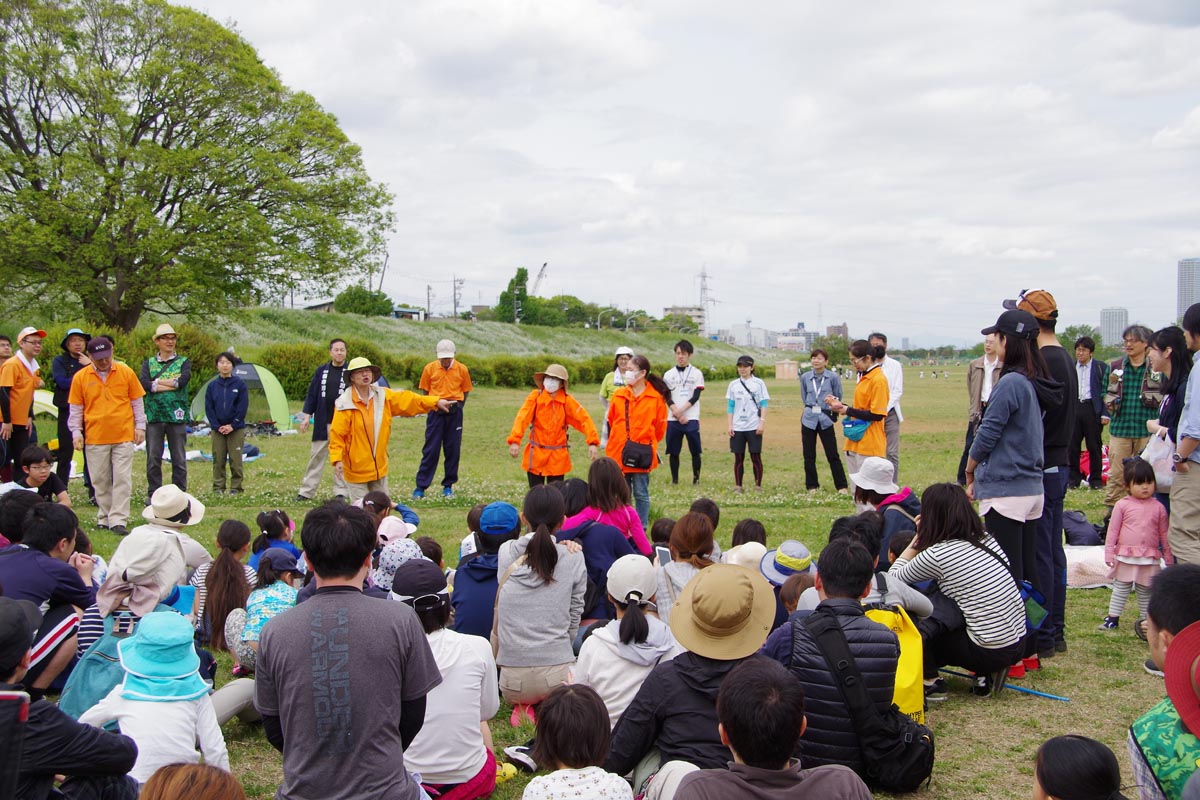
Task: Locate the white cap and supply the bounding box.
[436,339,456,358]
[614,346,635,357]
[607,554,658,606]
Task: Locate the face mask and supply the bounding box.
[542,378,561,393]
[623,370,639,384]
[855,501,876,514]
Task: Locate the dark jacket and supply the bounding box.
[204,375,248,430]
[877,487,921,563]
[555,520,639,620]
[50,354,88,410]
[301,362,347,442]
[1080,358,1108,418]
[451,553,500,638]
[1040,345,1078,468]
[2,682,138,800]
[760,599,899,774]
[605,650,746,775]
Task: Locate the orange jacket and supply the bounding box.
[328,385,439,484]
[507,389,599,477]
[604,384,668,474]
[846,365,889,457]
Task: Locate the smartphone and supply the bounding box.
[655,545,671,566]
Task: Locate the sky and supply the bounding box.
[185,0,1200,347]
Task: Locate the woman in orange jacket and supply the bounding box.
[329,357,451,501]
[507,364,600,487]
[826,340,889,478]
[604,354,671,527]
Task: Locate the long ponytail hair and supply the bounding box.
[628,355,672,409]
[523,484,565,583]
[205,520,252,652]
[253,509,288,554]
[613,594,650,645]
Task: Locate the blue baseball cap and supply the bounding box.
[479,502,520,535]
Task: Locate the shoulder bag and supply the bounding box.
[620,398,654,470]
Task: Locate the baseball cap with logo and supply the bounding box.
[1003,289,1058,321]
[85,337,113,357]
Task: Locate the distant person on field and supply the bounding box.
[139,323,191,498]
[826,340,887,479]
[800,347,849,493]
[1104,324,1159,517]
[296,338,349,502]
[664,339,705,486]
[507,363,599,487]
[51,327,93,494]
[415,339,472,499]
[868,332,904,480]
[599,346,635,448]
[726,356,769,493]
[958,332,1001,485]
[1069,335,1109,490]
[604,354,670,527]
[205,351,249,494]
[1168,303,1200,566]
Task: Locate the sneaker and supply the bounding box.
[231,664,252,678]
[733,486,744,494]
[294,494,312,503]
[753,484,763,492]
[412,488,425,499]
[693,475,700,485]
[109,525,128,536]
[229,488,243,495]
[837,488,849,494]
[95,523,109,531]
[442,487,454,498]
[1098,616,1120,631]
[1135,618,1148,642]
[971,674,991,696]
[1144,659,1164,678]
[1037,646,1056,660]
[1007,662,1026,679]
[504,745,538,773]
[1022,655,1040,671]
[923,679,948,702]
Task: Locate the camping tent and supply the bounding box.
[190,363,292,431]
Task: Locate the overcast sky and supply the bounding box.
[186,0,1200,346]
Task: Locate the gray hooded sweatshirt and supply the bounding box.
[495,537,587,668]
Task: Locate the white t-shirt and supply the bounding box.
[403,627,499,784]
[664,364,705,421]
[522,766,633,800]
[880,355,904,419]
[726,376,769,432]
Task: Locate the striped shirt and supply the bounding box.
[189,560,257,633]
[889,536,1025,649]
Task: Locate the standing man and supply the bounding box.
[663,339,705,485]
[68,338,146,536]
[331,357,451,503]
[51,329,93,498]
[957,334,1001,485]
[868,332,903,480]
[1104,324,1158,516]
[1008,289,1076,662]
[0,335,11,360]
[296,338,348,502]
[1070,335,1108,490]
[1168,304,1200,565]
[255,502,442,800]
[415,339,472,499]
[139,323,190,498]
[0,327,46,478]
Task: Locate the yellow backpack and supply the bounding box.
[864,572,926,725]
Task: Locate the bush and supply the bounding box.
[40,322,225,390]
[258,343,328,399]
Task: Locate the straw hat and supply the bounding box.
[534,364,569,390]
[142,485,206,527]
[153,323,177,340]
[669,564,774,660]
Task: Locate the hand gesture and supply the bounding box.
[588,444,598,460]
[436,398,454,413]
[509,443,520,458]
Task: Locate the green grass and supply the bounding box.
[57,366,1161,800]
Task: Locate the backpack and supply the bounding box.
[863,573,925,724]
[802,609,935,793]
[1063,510,1102,546]
[59,603,173,726]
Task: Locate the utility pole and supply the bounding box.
[452,275,464,318]
[699,268,716,338]
[426,285,434,320]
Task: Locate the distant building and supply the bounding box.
[726,323,776,349]
[1100,307,1128,349]
[902,337,910,351]
[304,300,336,313]
[664,304,706,334]
[1179,258,1200,322]
[391,306,426,321]
[826,322,849,339]
[775,321,820,351]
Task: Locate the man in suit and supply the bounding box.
[1070,335,1108,489]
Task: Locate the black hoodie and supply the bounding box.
[1038,344,1077,467]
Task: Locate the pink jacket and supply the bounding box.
[562,505,652,556]
[1105,496,1172,564]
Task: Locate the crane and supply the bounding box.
[530,262,548,296]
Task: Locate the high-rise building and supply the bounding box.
[1100,307,1128,349]
[1178,258,1200,322]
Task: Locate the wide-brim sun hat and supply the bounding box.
[142,484,206,527]
[759,540,814,587]
[669,563,775,660]
[534,364,570,390]
[345,356,382,382]
[848,456,899,495]
[1165,619,1200,738]
[117,611,208,701]
[60,327,90,350]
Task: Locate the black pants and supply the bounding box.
[801,424,847,490]
[1070,401,1104,487]
[957,420,979,485]
[984,508,1039,658]
[527,473,564,488]
[2,424,29,478]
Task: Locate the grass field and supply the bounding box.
[57,366,1162,800]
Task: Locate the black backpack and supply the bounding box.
[802,608,935,793]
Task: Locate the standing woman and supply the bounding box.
[598,346,635,447]
[800,348,849,493]
[205,352,249,495]
[1145,326,1192,512]
[726,356,770,492]
[508,364,600,487]
[604,355,670,527]
[965,309,1058,672]
[826,340,889,478]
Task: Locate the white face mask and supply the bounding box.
[855,501,876,514]
[623,369,639,384]
[542,377,561,393]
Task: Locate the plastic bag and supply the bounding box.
[1140,432,1175,490]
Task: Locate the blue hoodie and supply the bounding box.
[969,371,1045,500]
[451,553,500,638]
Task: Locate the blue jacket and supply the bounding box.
[51,353,89,410]
[800,369,842,431]
[205,375,248,429]
[556,520,639,620]
[451,553,500,638]
[969,371,1045,499]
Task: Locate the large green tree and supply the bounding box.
[334,285,392,316]
[0,0,393,330]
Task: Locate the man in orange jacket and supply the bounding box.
[329,357,452,503]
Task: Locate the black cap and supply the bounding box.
[0,598,42,676]
[736,355,755,367]
[391,558,448,597]
[981,309,1039,340]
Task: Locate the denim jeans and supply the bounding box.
[626,472,651,527]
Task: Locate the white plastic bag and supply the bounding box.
[1140,431,1176,489]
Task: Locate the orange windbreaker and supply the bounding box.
[507,388,599,477]
[846,365,889,457]
[604,384,668,474]
[328,385,439,483]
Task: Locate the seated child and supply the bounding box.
[247,509,300,571]
[521,684,632,800]
[780,572,814,615]
[16,446,70,506]
[223,548,302,672]
[1035,735,1129,800]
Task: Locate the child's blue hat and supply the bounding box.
[759,540,814,587]
[118,611,208,702]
